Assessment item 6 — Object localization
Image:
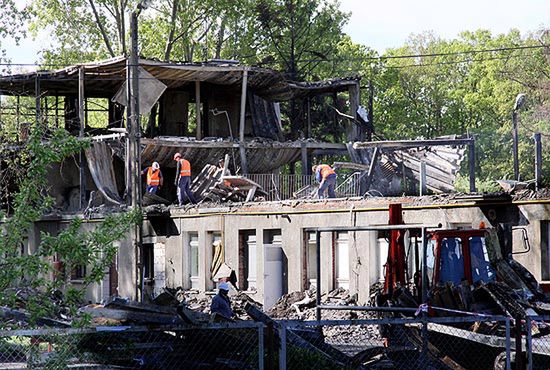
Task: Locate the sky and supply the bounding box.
[3,0,550,66]
[340,0,549,51]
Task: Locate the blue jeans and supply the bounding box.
[317,176,336,198]
[177,176,196,205]
[146,185,159,194]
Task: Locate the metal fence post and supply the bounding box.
[421,312,428,366]
[526,317,532,370]
[515,315,524,370]
[506,317,511,370]
[278,321,287,370]
[258,324,265,370]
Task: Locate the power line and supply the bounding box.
[0,53,541,84]
[0,44,545,68]
[262,44,546,65]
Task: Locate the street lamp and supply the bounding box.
[512,93,526,181]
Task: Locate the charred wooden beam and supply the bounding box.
[353,138,474,149]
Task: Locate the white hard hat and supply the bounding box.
[152,162,160,170]
[218,282,230,291]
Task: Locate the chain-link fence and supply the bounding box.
[526,315,550,370]
[0,322,264,369]
[3,315,550,369]
[281,315,513,370]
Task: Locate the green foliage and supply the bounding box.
[0,126,141,327]
[372,29,549,185]
[7,2,550,187]
[255,0,349,80]
[0,0,29,70]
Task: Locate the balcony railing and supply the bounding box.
[245,172,363,201]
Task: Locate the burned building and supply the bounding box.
[1,57,548,308]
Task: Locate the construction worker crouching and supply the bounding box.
[173,152,197,205]
[313,164,337,199]
[141,161,163,195]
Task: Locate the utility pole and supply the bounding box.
[130,11,141,209]
[128,8,144,302]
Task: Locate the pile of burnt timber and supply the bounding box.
[79,297,210,326]
[191,164,267,203]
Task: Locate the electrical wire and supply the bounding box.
[0,44,545,68]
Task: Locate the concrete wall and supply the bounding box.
[20,199,550,306]
[140,200,550,306]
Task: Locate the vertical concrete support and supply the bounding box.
[153,242,166,296]
[195,81,202,140]
[321,232,333,292]
[198,230,210,292]
[256,227,265,304]
[283,226,304,293]
[78,67,86,210]
[165,232,183,289]
[117,233,137,300]
[223,217,240,278]
[534,133,542,191]
[468,138,476,192]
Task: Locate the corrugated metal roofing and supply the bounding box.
[138,139,301,174]
[0,57,359,101]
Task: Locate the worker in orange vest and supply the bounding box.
[174,152,197,205]
[141,162,163,195]
[312,164,337,199]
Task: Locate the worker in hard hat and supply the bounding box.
[173,152,197,205]
[141,162,163,195]
[312,164,337,198]
[210,282,234,320]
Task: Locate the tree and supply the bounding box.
[0,126,141,326]
[372,29,550,184]
[28,0,135,64]
[255,0,348,81]
[0,0,28,71]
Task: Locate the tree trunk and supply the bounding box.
[163,0,180,60]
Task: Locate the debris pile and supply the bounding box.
[190,164,267,203]
[183,290,262,319]
[268,288,375,321]
[0,288,72,329]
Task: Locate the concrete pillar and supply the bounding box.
[321,232,333,293]
[117,234,137,300]
[198,229,209,292]
[153,242,166,296]
[256,227,265,305]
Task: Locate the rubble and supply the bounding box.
[189,164,267,203]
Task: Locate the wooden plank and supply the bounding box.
[222,176,262,189]
[79,306,186,325]
[353,138,473,149]
[245,186,258,202]
[332,161,370,171]
[140,138,347,150]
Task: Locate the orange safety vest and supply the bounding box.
[319,164,336,179]
[147,167,161,186]
[179,159,191,177]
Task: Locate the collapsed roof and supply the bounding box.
[0,56,360,101]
